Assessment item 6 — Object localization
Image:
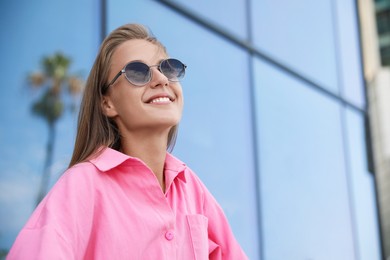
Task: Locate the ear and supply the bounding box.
[101,96,118,118]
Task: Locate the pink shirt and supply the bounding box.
[8,148,248,259]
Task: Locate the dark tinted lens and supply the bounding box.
[124,62,151,86]
[160,59,186,81]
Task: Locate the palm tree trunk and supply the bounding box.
[36,122,56,206]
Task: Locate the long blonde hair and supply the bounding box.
[69,24,178,167]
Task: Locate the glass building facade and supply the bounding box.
[375,0,390,66]
[0,0,383,259]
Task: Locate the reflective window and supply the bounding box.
[345,108,382,259]
[0,0,99,252]
[0,0,381,259]
[108,1,259,259]
[254,58,356,259]
[164,0,247,39]
[335,0,365,108]
[251,0,339,93]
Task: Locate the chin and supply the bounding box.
[156,113,181,124]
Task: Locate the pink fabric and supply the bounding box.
[8,148,248,260]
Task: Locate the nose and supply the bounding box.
[150,66,169,88]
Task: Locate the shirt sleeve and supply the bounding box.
[7,164,96,260]
[7,225,74,260]
[192,173,249,260]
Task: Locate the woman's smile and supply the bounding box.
[145,93,175,104]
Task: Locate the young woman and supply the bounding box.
[8,24,248,260]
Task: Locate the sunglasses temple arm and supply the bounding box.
[102,70,124,94]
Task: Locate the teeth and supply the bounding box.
[150,97,171,103]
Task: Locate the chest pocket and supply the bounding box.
[186,214,209,260]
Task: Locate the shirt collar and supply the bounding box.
[164,153,187,184]
[89,147,187,183]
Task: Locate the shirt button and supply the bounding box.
[165,230,174,241]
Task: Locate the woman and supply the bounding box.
[8,24,248,259]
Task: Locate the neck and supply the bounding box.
[120,130,169,192]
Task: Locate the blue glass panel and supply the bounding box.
[251,0,339,93]
[345,108,382,260]
[108,1,259,259]
[254,58,356,259]
[335,0,365,108]
[163,0,247,39]
[0,0,99,252]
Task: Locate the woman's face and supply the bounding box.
[103,39,184,136]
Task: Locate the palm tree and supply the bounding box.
[28,52,84,205]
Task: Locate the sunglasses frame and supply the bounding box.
[102,58,186,94]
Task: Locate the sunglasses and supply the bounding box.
[102,58,187,94]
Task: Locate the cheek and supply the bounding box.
[179,97,184,113]
[174,84,184,101]
[112,88,142,112]
[175,89,184,113]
